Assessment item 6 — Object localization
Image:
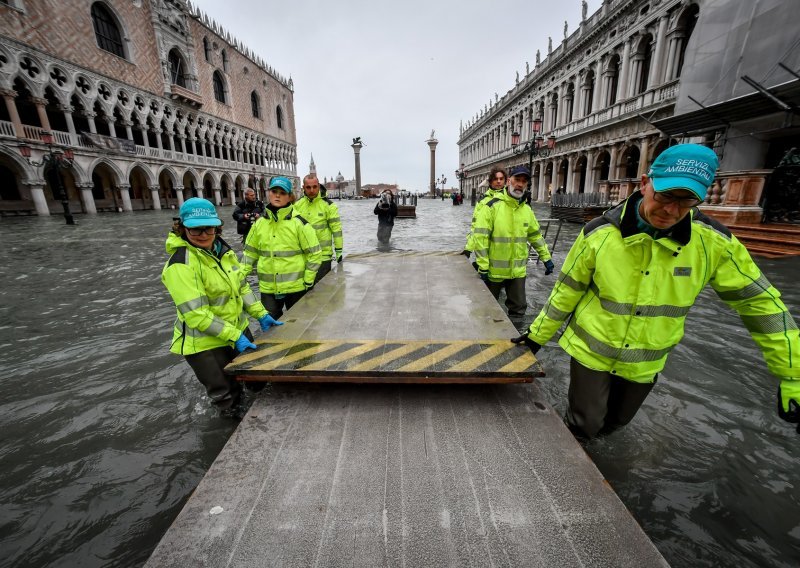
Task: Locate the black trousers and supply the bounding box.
[314,259,332,284]
[486,277,527,316]
[184,328,254,410]
[261,290,306,319]
[566,358,656,439]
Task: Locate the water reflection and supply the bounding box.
[0,199,798,567]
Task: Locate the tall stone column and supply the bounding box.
[565,155,575,193]
[85,112,97,134]
[76,183,97,214]
[196,185,204,199]
[31,97,51,132]
[426,135,438,197]
[351,139,364,196]
[585,149,597,194]
[609,145,619,180]
[1,89,24,137]
[214,187,222,206]
[122,120,134,140]
[538,165,547,202]
[175,186,185,207]
[119,184,133,212]
[26,182,50,216]
[649,16,669,87]
[150,185,162,210]
[104,116,117,138]
[638,137,651,178]
[617,38,632,101]
[60,105,77,139]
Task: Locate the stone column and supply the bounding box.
[105,117,117,138]
[150,185,162,210]
[27,182,50,216]
[196,185,204,199]
[585,149,596,193]
[629,54,643,96]
[85,112,97,134]
[551,158,559,193]
[565,155,575,193]
[175,186,185,207]
[592,56,604,112]
[119,184,133,212]
[638,137,651,178]
[167,132,176,153]
[154,129,163,150]
[425,136,437,196]
[141,126,150,149]
[122,120,134,140]
[649,16,669,87]
[538,164,548,202]
[617,38,632,101]
[31,97,51,132]
[77,183,97,214]
[1,89,24,137]
[664,35,680,82]
[190,137,198,156]
[213,187,222,206]
[178,135,186,154]
[60,105,77,139]
[609,145,619,179]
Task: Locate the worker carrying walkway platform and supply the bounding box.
[146,252,668,567]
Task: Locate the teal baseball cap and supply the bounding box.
[269,176,293,193]
[648,144,719,201]
[179,197,222,228]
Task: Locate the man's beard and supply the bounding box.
[509,188,525,199]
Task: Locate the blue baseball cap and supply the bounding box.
[648,144,719,201]
[509,165,531,178]
[269,176,293,193]
[179,197,221,228]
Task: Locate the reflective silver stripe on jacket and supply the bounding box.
[273,271,304,283]
[716,274,772,302]
[242,291,258,307]
[740,312,799,335]
[474,248,488,258]
[306,262,321,271]
[490,236,528,244]
[332,231,343,237]
[543,302,571,321]
[473,228,490,235]
[177,296,207,314]
[208,296,230,307]
[271,249,303,257]
[306,244,322,253]
[569,320,675,363]
[589,282,691,317]
[558,272,589,292]
[318,239,333,247]
[312,222,327,230]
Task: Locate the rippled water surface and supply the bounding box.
[0,199,798,567]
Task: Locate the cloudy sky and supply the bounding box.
[193,0,598,191]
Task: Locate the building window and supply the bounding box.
[168,49,187,87]
[203,37,211,62]
[276,105,283,129]
[91,2,126,58]
[212,71,226,103]
[251,91,260,118]
[221,49,228,72]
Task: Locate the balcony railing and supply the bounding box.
[0,120,16,138]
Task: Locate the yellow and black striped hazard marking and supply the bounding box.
[227,339,542,383]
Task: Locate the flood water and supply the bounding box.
[0,198,798,567]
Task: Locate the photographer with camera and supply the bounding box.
[374,190,398,243]
[232,188,264,242]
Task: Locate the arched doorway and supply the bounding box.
[532,163,542,201]
[91,162,121,211]
[183,172,198,198]
[557,158,569,193]
[544,162,554,199]
[44,165,80,212]
[220,177,230,205]
[203,174,215,203]
[575,155,588,194]
[129,166,150,210]
[159,169,177,209]
[620,146,641,179]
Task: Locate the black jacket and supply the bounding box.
[232,198,265,234]
[374,201,397,225]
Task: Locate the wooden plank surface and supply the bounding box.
[226,252,543,383]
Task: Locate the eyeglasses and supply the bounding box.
[652,191,703,208]
[187,227,217,236]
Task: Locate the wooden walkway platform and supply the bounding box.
[146,252,668,568]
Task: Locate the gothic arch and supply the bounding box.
[87,157,124,185]
[126,161,156,186]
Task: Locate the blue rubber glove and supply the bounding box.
[544,259,555,275]
[258,314,283,331]
[234,333,257,353]
[778,379,800,434]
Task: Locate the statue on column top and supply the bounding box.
[526,61,530,74]
[547,37,552,53]
[582,0,588,21]
[564,20,568,39]
[536,49,541,65]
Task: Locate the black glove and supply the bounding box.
[478,270,489,282]
[461,249,471,258]
[544,259,555,275]
[511,333,541,355]
[778,383,800,434]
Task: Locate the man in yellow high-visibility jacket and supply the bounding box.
[294,174,344,283]
[513,144,800,439]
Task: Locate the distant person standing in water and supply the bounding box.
[161,198,281,417]
[374,190,397,243]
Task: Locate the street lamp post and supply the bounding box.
[20,133,76,225]
[437,174,447,197]
[455,164,471,205]
[511,116,557,201]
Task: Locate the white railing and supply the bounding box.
[148,147,160,158]
[0,120,16,138]
[136,145,146,156]
[22,125,48,140]
[51,130,75,147]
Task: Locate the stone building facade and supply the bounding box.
[459,0,799,224]
[0,0,297,216]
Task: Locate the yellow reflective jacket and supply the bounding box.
[527,191,800,383]
[161,232,268,355]
[473,189,551,280]
[242,204,322,294]
[464,187,502,252]
[293,194,344,260]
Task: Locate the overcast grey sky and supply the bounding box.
[193,0,598,190]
